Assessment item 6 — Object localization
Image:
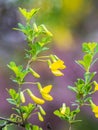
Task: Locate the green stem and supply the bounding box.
[0,117,24,128]
[37,56,49,59]
[69,123,72,130]
[91,58,98,67]
[3,125,7,130]
[37,59,48,62]
[26,58,33,70]
[18,84,25,124]
[23,81,39,85]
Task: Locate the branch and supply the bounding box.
[0,117,24,129]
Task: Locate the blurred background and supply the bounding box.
[0,0,98,130]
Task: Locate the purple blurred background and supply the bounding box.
[0,0,98,130]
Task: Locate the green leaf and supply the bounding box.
[8,61,29,83]
[12,107,20,114]
[20,103,36,119]
[7,89,18,99]
[82,42,90,53]
[53,109,66,120]
[77,54,92,71]
[75,79,84,87]
[77,60,85,69]
[39,37,52,47]
[68,86,78,93]
[65,107,70,115]
[7,89,20,106]
[41,47,49,51]
[7,61,20,77]
[84,97,92,102]
[25,123,32,130]
[6,98,17,105]
[18,23,30,34]
[25,123,42,130]
[29,42,49,58]
[82,42,97,54]
[71,108,80,116]
[84,72,96,84]
[75,60,84,69]
[32,125,42,130]
[18,23,25,30]
[88,42,97,52]
[83,54,92,68]
[53,110,61,117]
[13,23,26,32]
[19,7,40,22]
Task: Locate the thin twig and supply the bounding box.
[0,117,24,128]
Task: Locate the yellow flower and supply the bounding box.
[49,59,66,76]
[27,89,45,105]
[90,101,98,118]
[94,84,98,92]
[33,23,38,32]
[92,105,98,118]
[41,93,53,101]
[40,85,52,93]
[38,85,53,101]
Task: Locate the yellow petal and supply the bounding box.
[50,60,66,70]
[41,85,52,94]
[92,106,98,113]
[32,95,45,105]
[19,7,27,18]
[27,89,45,105]
[52,69,64,76]
[94,84,98,91]
[57,60,66,68]
[95,113,98,118]
[41,93,53,101]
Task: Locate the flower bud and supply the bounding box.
[20,91,25,103]
[33,23,38,32]
[47,60,52,67]
[39,106,46,115]
[29,68,40,78]
[61,103,66,115]
[50,54,57,62]
[38,112,44,122]
[37,82,42,90]
[41,25,53,37]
